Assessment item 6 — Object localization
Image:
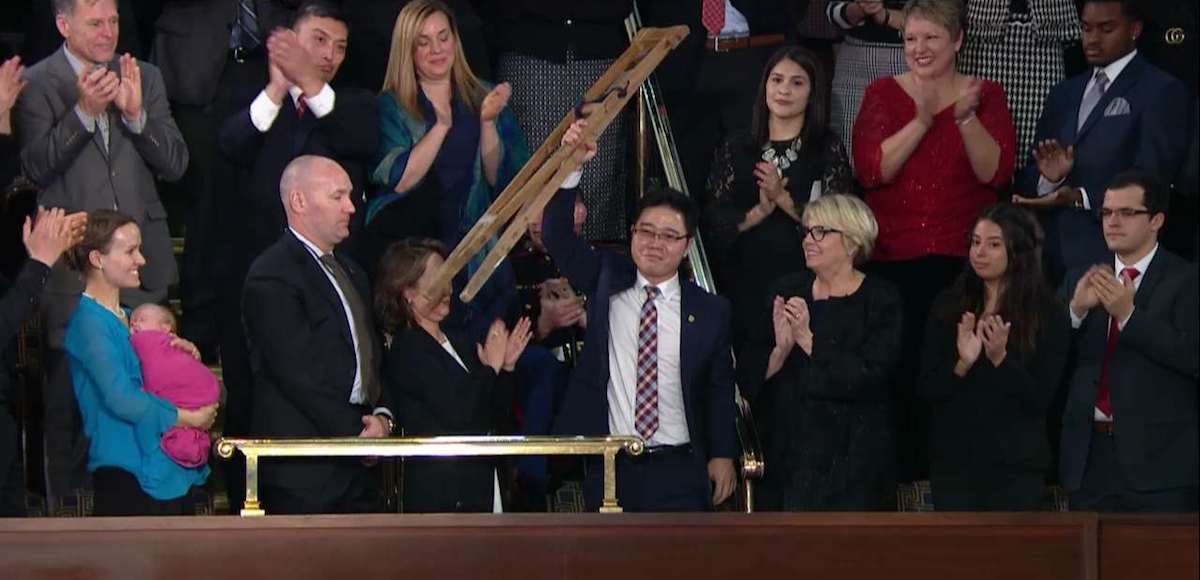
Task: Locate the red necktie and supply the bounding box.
[701,0,726,35]
[1095,267,1140,417]
[634,286,660,440]
[295,99,307,119]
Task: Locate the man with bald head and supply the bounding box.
[242,155,390,514]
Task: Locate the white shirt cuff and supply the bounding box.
[1079,187,1091,210]
[372,407,393,419]
[1037,175,1065,196]
[1116,307,1133,331]
[249,90,283,133]
[560,170,583,189]
[122,110,146,134]
[303,83,335,119]
[74,106,97,132]
[1069,305,1086,329]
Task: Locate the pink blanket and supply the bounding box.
[131,330,221,467]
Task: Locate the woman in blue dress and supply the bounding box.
[64,210,216,516]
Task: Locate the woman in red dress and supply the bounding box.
[851,0,1016,483]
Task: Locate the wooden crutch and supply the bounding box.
[427,26,690,302]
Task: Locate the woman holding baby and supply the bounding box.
[63,210,216,516]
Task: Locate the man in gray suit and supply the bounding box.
[15,0,188,505]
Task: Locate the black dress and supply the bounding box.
[383,328,516,513]
[918,289,1070,510]
[740,270,903,510]
[703,130,853,353]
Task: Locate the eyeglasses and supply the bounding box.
[631,225,689,243]
[799,225,842,241]
[1100,208,1153,220]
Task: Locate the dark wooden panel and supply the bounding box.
[0,513,1128,580]
[1099,515,1199,580]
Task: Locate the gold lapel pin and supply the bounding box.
[687,314,695,323]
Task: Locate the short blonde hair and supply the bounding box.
[803,194,879,264]
[903,0,966,40]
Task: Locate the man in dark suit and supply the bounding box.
[1016,0,1190,283]
[242,155,391,514]
[217,0,377,512]
[542,132,737,511]
[152,0,297,359]
[15,0,189,505]
[1060,169,1198,512]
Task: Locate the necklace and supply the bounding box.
[761,136,802,172]
[82,292,127,324]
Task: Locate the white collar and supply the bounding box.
[635,272,681,300]
[289,227,330,258]
[288,86,306,107]
[1115,242,1158,277]
[1095,49,1137,84]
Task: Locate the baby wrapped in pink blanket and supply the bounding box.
[129,305,220,468]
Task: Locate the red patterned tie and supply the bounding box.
[1095,267,1139,416]
[295,99,307,119]
[701,0,726,35]
[635,285,661,440]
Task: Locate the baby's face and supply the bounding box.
[130,309,174,334]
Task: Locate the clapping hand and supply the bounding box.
[113,54,142,121]
[953,77,982,124]
[771,296,795,353]
[978,314,1010,367]
[0,56,26,125]
[1090,265,1136,324]
[955,312,982,373]
[754,161,789,202]
[1011,185,1084,210]
[912,78,938,128]
[478,319,510,373]
[76,65,119,118]
[1032,139,1075,184]
[480,82,511,123]
[784,296,814,355]
[1068,264,1105,318]
[502,317,533,371]
[24,207,87,267]
[267,28,322,95]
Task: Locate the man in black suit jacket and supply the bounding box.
[1060,169,1198,512]
[543,132,737,511]
[217,1,377,511]
[243,155,391,514]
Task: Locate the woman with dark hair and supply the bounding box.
[375,238,531,513]
[63,210,215,516]
[918,204,1068,510]
[704,45,853,353]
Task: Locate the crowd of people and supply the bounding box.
[0,0,1196,518]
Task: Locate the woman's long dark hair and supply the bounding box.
[749,46,830,150]
[373,238,448,335]
[938,204,1048,355]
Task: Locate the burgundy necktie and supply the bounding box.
[701,0,726,35]
[634,285,661,440]
[295,99,307,119]
[1095,267,1139,417]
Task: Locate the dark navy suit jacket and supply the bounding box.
[1020,53,1189,272]
[1058,248,1198,492]
[541,187,737,466]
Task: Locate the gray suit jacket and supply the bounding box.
[152,0,299,106]
[15,47,188,304]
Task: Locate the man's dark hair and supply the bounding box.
[633,188,699,238]
[1107,168,1168,216]
[1081,0,1143,22]
[293,0,348,28]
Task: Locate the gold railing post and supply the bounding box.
[600,448,622,513]
[242,454,265,517]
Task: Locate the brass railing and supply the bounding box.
[216,435,644,516]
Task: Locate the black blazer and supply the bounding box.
[384,328,515,513]
[541,186,737,469]
[242,231,385,505]
[1058,248,1199,492]
[919,289,1071,484]
[219,88,379,262]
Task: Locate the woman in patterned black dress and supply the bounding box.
[702,46,853,355]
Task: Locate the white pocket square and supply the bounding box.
[1104,97,1131,116]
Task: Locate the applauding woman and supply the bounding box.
[375,239,532,513]
[64,210,215,516]
[368,0,528,336]
[704,46,853,352]
[919,204,1069,510]
[742,195,903,510]
[851,0,1016,481]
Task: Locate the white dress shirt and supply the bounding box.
[249,84,336,133]
[607,273,690,446]
[720,1,751,36]
[1069,243,1158,421]
[1038,49,1139,209]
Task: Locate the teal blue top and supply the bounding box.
[65,296,209,500]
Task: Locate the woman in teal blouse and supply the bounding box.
[64,210,216,516]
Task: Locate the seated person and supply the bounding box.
[129,304,221,468]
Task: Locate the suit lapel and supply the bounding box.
[286,232,354,345]
[679,283,700,411]
[1133,249,1170,311]
[1076,55,1142,142]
